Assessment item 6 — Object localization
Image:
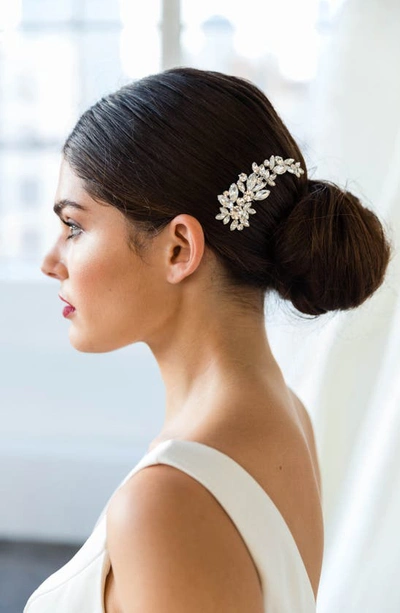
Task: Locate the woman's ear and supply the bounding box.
[164,214,205,284]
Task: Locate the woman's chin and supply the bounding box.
[68,330,105,353]
[68,329,130,353]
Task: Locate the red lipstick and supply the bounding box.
[59,294,76,318]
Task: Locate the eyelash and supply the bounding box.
[62,219,82,240]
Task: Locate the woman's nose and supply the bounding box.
[41,251,68,280]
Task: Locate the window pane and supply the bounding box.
[0,0,162,278]
[0,31,77,143]
[181,0,344,143]
[119,0,162,79]
[0,150,60,272]
[20,0,74,23]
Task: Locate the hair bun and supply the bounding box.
[271,179,393,316]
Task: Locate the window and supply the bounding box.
[0,0,162,279]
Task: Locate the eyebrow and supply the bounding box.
[53,199,88,217]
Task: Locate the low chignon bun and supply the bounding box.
[271,179,393,317]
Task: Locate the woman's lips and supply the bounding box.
[59,294,76,317]
[62,305,75,318]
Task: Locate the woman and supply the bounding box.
[24,67,391,612]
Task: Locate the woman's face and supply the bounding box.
[41,159,174,353]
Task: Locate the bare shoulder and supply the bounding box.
[287,386,323,500]
[106,463,264,613]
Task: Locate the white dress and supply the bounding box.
[23,438,317,612]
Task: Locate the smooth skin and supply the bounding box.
[42,158,324,612]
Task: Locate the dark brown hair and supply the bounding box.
[62,66,393,318]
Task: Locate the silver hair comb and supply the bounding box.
[215,155,305,231]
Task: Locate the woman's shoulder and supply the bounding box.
[105,438,266,613]
[287,387,322,499]
[177,388,324,599]
[106,385,324,607]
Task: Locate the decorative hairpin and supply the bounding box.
[215,155,305,231]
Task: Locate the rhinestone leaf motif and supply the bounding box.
[215,155,305,231]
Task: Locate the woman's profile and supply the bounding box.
[23,67,391,612]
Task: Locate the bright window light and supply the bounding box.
[119,0,162,78]
[0,1,22,31]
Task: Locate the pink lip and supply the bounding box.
[59,294,75,308]
[62,305,75,318]
[59,294,76,317]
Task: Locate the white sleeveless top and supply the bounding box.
[23,438,317,612]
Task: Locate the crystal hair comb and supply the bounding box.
[215,155,305,231]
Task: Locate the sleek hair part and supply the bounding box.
[63,66,393,318]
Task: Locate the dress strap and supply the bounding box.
[147,439,316,610]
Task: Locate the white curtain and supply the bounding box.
[300,1,400,610]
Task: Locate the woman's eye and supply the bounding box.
[62,219,82,240]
